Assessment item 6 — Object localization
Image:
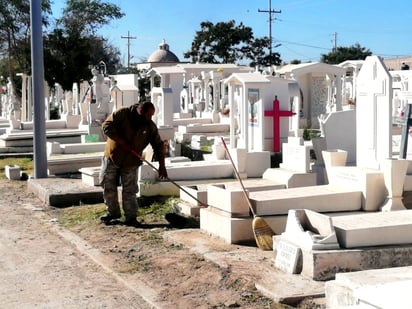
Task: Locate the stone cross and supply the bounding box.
[356,56,392,169]
[264,96,295,152]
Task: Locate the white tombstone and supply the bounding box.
[53,83,64,118]
[201,71,211,112]
[86,65,112,140]
[151,87,173,126]
[72,82,79,115]
[288,82,301,138]
[18,73,32,122]
[209,70,223,112]
[6,77,16,120]
[62,90,72,116]
[280,137,312,173]
[0,93,5,117]
[318,109,356,165]
[356,56,392,169]
[110,74,139,109]
[79,80,90,125]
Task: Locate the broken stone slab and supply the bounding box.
[274,210,340,275]
[279,209,340,251]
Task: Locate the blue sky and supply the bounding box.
[52,0,412,65]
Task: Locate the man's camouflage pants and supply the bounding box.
[99,156,139,220]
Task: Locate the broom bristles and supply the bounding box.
[252,216,275,251]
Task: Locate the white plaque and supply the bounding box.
[275,240,302,274]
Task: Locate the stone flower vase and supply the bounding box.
[380,158,409,212]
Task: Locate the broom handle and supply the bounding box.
[221,137,256,217]
[126,146,208,208]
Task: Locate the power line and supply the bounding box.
[278,40,330,51]
[121,31,136,68]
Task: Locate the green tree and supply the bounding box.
[242,37,282,67]
[58,0,124,36]
[0,0,124,93]
[44,30,121,90]
[44,0,124,90]
[321,43,372,64]
[184,20,254,64]
[0,0,52,93]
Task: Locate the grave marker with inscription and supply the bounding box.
[275,240,302,274]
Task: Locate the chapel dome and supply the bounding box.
[147,39,180,63]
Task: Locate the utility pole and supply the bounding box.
[333,32,338,53]
[30,0,47,178]
[258,0,281,65]
[121,31,136,68]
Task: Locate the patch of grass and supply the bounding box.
[137,196,178,223]
[140,229,163,244]
[118,253,152,273]
[57,204,106,228]
[0,157,33,179]
[56,196,178,228]
[302,127,321,141]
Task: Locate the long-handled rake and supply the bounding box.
[126,146,207,227]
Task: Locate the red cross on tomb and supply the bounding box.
[264,97,295,152]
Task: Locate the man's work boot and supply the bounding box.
[124,218,141,227]
[100,214,121,224]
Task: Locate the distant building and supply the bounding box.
[137,40,184,71]
[383,56,412,70]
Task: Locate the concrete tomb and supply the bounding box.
[273,209,412,281]
[332,210,412,248]
[325,266,412,308]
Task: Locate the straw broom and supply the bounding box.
[221,137,275,250]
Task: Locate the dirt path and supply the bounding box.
[0,179,323,308]
[0,180,152,308]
